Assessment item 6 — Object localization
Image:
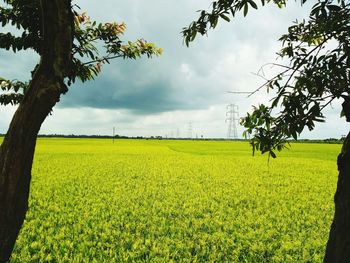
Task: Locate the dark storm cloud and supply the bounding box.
[59,75,193,114]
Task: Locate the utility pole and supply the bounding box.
[113,126,115,144]
[226,104,239,139]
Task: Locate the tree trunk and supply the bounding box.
[0,1,73,262]
[324,132,350,262]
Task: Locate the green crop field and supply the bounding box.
[4,138,340,262]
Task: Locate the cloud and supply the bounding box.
[1,0,346,139]
[60,76,187,114]
[0,49,38,81]
[58,0,312,113]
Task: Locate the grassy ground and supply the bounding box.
[5,138,339,262]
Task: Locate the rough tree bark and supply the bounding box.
[324,131,350,262]
[0,1,73,262]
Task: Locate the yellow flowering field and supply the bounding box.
[7,138,339,262]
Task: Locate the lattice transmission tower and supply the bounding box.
[226,104,239,139]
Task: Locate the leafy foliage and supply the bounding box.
[0,1,162,105]
[184,0,350,158]
[69,12,162,84]
[182,0,286,47]
[0,0,41,53]
[0,77,26,106]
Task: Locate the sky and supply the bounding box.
[1,0,349,139]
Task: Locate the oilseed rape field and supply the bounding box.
[4,138,339,262]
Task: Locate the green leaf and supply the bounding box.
[220,13,230,22]
[243,3,249,16]
[291,130,298,140]
[269,151,276,158]
[340,109,345,118]
[248,0,258,9]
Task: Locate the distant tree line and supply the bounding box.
[0,133,344,143]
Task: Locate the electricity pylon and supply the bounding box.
[226,104,239,139]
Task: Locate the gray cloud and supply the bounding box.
[60,76,188,114]
[58,0,313,114]
[0,49,38,80]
